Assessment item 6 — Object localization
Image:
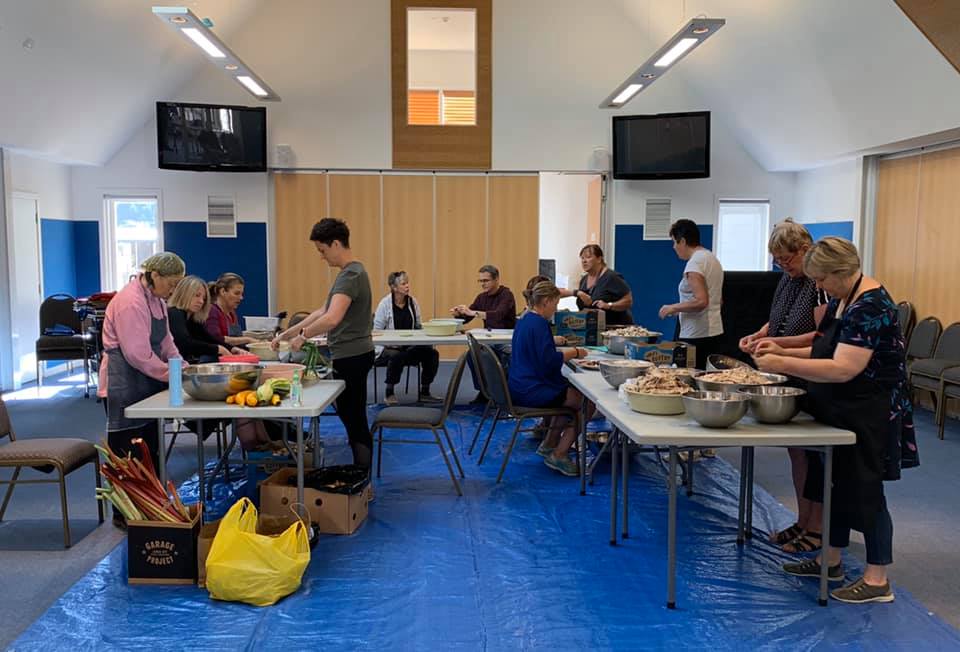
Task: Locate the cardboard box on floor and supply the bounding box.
[127,504,202,585]
[197,510,305,588]
[260,467,370,535]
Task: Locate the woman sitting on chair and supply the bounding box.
[509,280,594,477]
[167,276,244,363]
[373,271,441,404]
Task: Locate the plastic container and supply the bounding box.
[291,370,302,407]
[244,316,280,331]
[168,357,184,407]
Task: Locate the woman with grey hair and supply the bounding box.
[373,271,441,404]
[755,237,917,604]
[740,218,827,552]
[98,252,185,527]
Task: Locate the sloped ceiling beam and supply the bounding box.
[895,0,960,75]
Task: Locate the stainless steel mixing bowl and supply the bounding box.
[739,385,807,423]
[682,390,750,428]
[598,359,652,388]
[603,332,661,355]
[182,363,262,401]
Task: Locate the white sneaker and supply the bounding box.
[384,394,398,406]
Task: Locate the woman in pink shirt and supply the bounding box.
[99,252,184,525]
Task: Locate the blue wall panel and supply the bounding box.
[73,220,101,297]
[40,218,77,298]
[163,221,269,318]
[614,225,714,338]
[803,220,854,243]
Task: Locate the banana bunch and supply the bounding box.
[226,378,292,407]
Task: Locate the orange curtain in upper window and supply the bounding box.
[408,90,440,125]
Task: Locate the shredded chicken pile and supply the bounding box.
[604,326,656,337]
[625,371,693,395]
[697,368,775,385]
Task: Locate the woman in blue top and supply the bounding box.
[509,280,594,477]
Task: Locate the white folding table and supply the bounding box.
[565,364,855,608]
[125,380,345,511]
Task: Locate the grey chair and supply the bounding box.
[466,333,497,455]
[473,341,582,483]
[897,301,916,341]
[905,316,942,366]
[0,397,103,548]
[372,352,468,495]
[938,366,960,440]
[909,321,960,426]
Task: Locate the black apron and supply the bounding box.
[106,289,168,431]
[805,280,890,532]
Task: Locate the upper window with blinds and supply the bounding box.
[408,89,476,125]
[407,8,476,126]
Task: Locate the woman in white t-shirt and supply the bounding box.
[658,219,724,369]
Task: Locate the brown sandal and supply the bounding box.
[771,523,803,545]
[782,530,822,553]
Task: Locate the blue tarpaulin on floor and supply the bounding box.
[11,407,960,650]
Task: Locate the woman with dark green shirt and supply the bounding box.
[275,218,375,469]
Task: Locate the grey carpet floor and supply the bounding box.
[1,368,958,649]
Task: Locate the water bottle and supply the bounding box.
[291,370,303,407]
[169,357,184,407]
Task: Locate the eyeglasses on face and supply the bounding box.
[772,251,799,266]
[477,277,493,284]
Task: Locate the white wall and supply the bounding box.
[70,127,269,224]
[409,50,475,90]
[68,0,806,286]
[7,151,72,220]
[539,173,595,285]
[794,159,862,224]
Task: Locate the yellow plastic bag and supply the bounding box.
[205,498,310,607]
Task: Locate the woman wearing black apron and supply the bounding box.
[754,237,917,604]
[98,253,185,526]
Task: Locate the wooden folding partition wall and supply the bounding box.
[874,147,960,323]
[273,172,539,355]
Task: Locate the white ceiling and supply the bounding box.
[407,8,476,51]
[1,0,958,171]
[0,0,260,165]
[618,0,960,170]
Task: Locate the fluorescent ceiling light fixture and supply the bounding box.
[236,75,268,97]
[654,38,698,67]
[180,27,225,58]
[600,17,724,108]
[611,84,644,105]
[152,6,280,101]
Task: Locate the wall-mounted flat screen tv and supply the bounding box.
[612,111,710,180]
[157,101,266,172]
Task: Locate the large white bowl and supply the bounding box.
[624,388,686,415]
[423,320,457,336]
[248,341,289,361]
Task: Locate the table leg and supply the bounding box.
[579,400,587,496]
[621,430,629,539]
[157,418,167,486]
[667,446,678,609]
[311,416,320,468]
[609,430,618,545]
[296,417,305,508]
[737,447,747,545]
[745,447,755,539]
[686,449,694,497]
[197,420,207,502]
[819,446,833,607]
